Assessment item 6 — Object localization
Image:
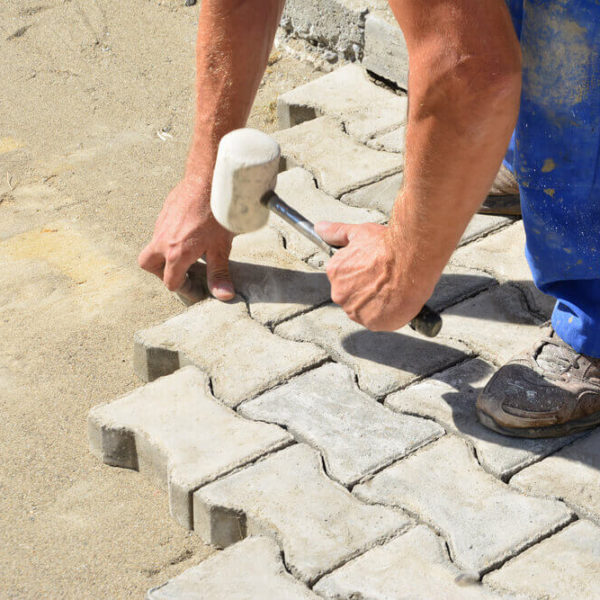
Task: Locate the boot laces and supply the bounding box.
[535,333,580,375]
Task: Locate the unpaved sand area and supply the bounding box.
[0,1,318,596]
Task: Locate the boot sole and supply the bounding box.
[478,194,521,217]
[477,408,600,439]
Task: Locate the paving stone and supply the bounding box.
[363,12,409,88]
[272,167,384,264]
[340,171,403,215]
[147,536,320,600]
[428,265,494,312]
[440,284,544,366]
[274,116,404,198]
[239,363,443,486]
[485,520,600,600]
[134,299,327,407]
[278,64,407,143]
[510,429,600,523]
[354,436,573,573]
[451,221,556,318]
[193,443,409,584]
[387,358,583,480]
[275,303,469,398]
[366,125,405,153]
[88,367,292,529]
[315,525,523,599]
[460,215,513,247]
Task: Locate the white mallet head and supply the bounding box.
[210,128,281,234]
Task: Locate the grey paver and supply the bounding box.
[340,171,403,215]
[239,363,443,486]
[460,214,513,246]
[363,12,409,88]
[277,64,408,143]
[88,367,291,529]
[134,299,327,407]
[354,436,573,573]
[428,265,494,312]
[228,227,331,326]
[387,358,583,480]
[272,167,384,264]
[440,284,544,366]
[147,536,320,600]
[315,525,524,599]
[275,303,469,397]
[485,520,600,600]
[193,443,409,584]
[450,222,555,318]
[366,125,405,153]
[273,116,404,198]
[510,429,600,523]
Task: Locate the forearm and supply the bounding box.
[185,0,285,181]
[387,0,521,296]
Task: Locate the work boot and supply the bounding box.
[477,327,600,438]
[479,163,521,216]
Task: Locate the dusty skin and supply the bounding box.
[0,1,319,597]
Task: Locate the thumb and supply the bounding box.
[315,221,358,248]
[206,250,235,301]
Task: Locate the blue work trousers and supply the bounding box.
[504,0,600,356]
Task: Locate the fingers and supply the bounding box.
[206,249,235,301]
[138,245,165,277]
[163,247,195,292]
[314,221,357,247]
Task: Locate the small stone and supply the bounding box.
[274,116,404,198]
[275,303,469,398]
[239,363,444,486]
[354,436,573,573]
[134,299,327,407]
[184,0,196,6]
[193,444,408,583]
[147,536,320,599]
[88,367,292,529]
[510,428,600,522]
[485,520,600,600]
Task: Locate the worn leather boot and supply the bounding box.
[477,327,600,438]
[479,164,521,216]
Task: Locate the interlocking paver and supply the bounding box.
[88,367,292,529]
[450,221,555,318]
[428,265,494,312]
[134,299,327,407]
[273,116,404,198]
[510,429,600,523]
[340,171,403,215]
[315,525,523,599]
[271,167,384,263]
[147,536,320,600]
[193,444,409,584]
[387,358,582,479]
[278,64,408,143]
[239,363,443,486]
[440,284,544,366]
[275,303,469,397]
[354,436,573,573]
[366,125,405,153]
[485,520,600,600]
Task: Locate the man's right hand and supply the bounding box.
[138,176,235,301]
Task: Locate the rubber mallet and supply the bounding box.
[210,128,442,338]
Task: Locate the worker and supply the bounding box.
[138,0,600,439]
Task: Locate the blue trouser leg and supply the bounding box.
[505,0,600,357]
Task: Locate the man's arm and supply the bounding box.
[139,0,285,298]
[316,0,521,330]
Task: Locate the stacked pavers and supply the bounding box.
[89,65,600,599]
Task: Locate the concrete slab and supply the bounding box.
[239,362,443,486]
[134,299,327,407]
[193,444,409,584]
[355,436,573,573]
[88,367,292,529]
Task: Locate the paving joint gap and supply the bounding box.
[435,278,499,312]
[456,217,518,248]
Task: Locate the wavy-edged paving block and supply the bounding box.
[387,358,582,480]
[315,525,525,599]
[354,436,573,574]
[88,367,292,529]
[147,536,320,600]
[193,444,409,584]
[510,428,600,523]
[134,299,327,407]
[239,363,444,486]
[273,116,404,198]
[485,520,600,600]
[275,304,469,398]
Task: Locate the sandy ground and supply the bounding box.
[0,1,319,597]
